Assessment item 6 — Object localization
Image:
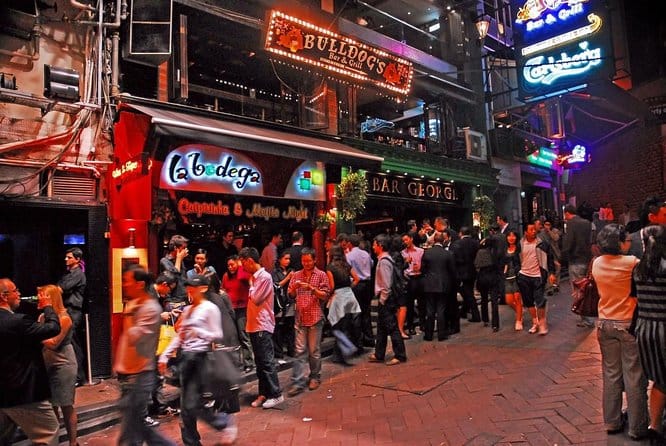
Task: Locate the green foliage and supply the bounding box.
[472,195,495,234]
[336,171,368,222]
[314,213,335,230]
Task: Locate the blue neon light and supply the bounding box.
[523,41,601,86]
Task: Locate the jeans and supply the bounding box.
[375,304,407,361]
[569,263,594,325]
[179,352,230,446]
[249,331,281,398]
[233,307,254,368]
[117,371,176,446]
[597,319,649,437]
[291,319,323,387]
[0,400,59,446]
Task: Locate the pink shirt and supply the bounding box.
[245,267,275,333]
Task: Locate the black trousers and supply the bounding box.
[477,270,501,329]
[406,276,423,330]
[424,292,446,340]
[352,280,374,342]
[374,304,407,361]
[459,278,480,321]
[67,307,86,382]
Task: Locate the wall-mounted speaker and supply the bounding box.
[123,0,173,66]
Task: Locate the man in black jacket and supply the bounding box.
[58,247,87,385]
[562,204,593,328]
[421,233,457,341]
[0,277,61,445]
[451,226,480,324]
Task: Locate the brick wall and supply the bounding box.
[566,124,665,216]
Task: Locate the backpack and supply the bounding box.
[380,256,406,301]
[474,247,494,270]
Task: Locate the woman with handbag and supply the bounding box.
[158,275,236,446]
[633,225,666,443]
[592,224,649,440]
[502,230,524,331]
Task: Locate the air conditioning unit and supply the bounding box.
[464,128,487,162]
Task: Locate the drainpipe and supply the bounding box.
[110,32,120,97]
[0,25,41,61]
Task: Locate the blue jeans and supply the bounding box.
[118,371,176,446]
[597,320,649,437]
[249,331,281,398]
[291,319,323,387]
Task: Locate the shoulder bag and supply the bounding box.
[571,258,599,318]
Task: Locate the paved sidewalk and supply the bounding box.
[70,283,654,445]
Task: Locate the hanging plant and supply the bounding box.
[336,170,368,221]
[314,213,335,231]
[472,195,495,234]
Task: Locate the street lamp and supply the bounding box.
[475,14,491,40]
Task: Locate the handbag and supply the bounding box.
[156,322,177,355]
[202,344,242,409]
[571,260,600,317]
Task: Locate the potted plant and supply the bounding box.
[472,195,495,235]
[336,170,368,222]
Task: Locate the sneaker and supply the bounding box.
[250,395,266,408]
[528,323,539,334]
[308,379,320,391]
[515,320,523,331]
[262,395,284,409]
[219,414,238,445]
[143,416,159,427]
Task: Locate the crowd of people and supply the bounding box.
[1,196,665,445]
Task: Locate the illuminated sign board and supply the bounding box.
[112,154,152,186]
[512,0,613,100]
[527,147,558,168]
[366,172,460,204]
[265,10,413,95]
[177,198,310,222]
[160,144,325,201]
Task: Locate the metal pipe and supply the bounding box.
[76,0,124,28]
[0,26,41,61]
[0,158,102,177]
[70,0,96,12]
[111,32,120,97]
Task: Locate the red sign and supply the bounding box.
[265,10,413,95]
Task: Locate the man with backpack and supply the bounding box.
[368,234,407,365]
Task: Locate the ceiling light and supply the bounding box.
[428,22,440,32]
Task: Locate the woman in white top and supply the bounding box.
[158,274,235,446]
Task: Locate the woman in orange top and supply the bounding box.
[591,224,648,440]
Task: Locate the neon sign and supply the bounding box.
[160,145,264,196]
[177,198,310,222]
[521,13,601,56]
[523,41,601,86]
[517,0,589,24]
[557,144,588,165]
[265,10,413,95]
[527,147,558,168]
[112,155,152,186]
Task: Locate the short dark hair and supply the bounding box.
[640,196,666,228]
[123,264,152,292]
[168,235,189,251]
[194,248,208,258]
[66,247,83,260]
[349,234,362,247]
[564,204,577,215]
[373,234,390,252]
[301,247,316,260]
[291,231,304,243]
[238,247,260,263]
[596,224,628,255]
[459,226,471,236]
[336,233,350,244]
[155,271,177,286]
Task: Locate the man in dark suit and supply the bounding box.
[285,231,306,272]
[497,215,512,235]
[420,233,457,341]
[628,197,666,258]
[451,226,481,323]
[0,278,61,445]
